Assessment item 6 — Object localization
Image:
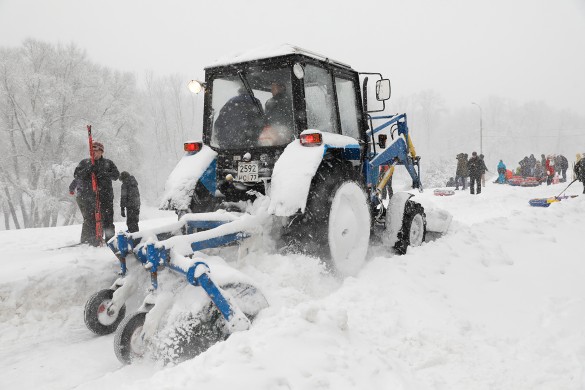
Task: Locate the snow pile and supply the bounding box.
[1,182,584,389]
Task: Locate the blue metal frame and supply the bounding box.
[364,113,422,189]
[191,232,248,252]
[109,216,250,327]
[199,159,217,195]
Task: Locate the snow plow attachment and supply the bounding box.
[83,210,269,364]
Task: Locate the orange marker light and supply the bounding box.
[184,142,202,153]
[300,133,323,146]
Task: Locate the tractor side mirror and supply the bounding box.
[378,134,387,149]
[376,79,391,101]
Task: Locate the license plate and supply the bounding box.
[237,161,260,182]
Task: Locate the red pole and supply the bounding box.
[87,125,104,246]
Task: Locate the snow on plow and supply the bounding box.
[84,205,270,364]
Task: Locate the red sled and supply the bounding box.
[508,176,542,187]
[434,188,455,196]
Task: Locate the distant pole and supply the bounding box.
[471,102,483,155]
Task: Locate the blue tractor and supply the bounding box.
[163,45,427,264]
[84,45,431,364]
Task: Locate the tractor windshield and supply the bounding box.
[210,67,295,149]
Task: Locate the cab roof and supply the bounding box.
[205,44,353,70]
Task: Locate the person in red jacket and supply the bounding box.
[545,155,555,186]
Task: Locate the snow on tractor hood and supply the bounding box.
[160,145,217,211]
[268,130,360,217]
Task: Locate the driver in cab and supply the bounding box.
[259,80,294,146]
[214,87,264,148]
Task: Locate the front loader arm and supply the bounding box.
[366,113,422,191]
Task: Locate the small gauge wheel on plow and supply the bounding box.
[84,289,127,335]
[114,311,148,364]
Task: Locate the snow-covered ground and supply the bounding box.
[1,181,584,390]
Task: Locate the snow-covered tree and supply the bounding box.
[0,39,141,229]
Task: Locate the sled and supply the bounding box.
[528,195,578,207]
[433,188,455,196]
[508,176,542,187]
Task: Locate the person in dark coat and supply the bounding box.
[73,141,120,245]
[214,88,264,148]
[555,154,569,182]
[260,81,294,146]
[467,151,482,194]
[575,155,585,193]
[527,154,537,176]
[455,153,467,190]
[534,162,545,182]
[120,171,141,233]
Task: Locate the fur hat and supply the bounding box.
[92,142,104,152]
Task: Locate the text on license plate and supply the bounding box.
[237,162,260,182]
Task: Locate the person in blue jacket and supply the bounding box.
[497,160,507,184]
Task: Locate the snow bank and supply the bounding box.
[1,181,584,389]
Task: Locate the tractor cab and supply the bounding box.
[186,46,383,204]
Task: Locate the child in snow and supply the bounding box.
[120,171,141,233]
[496,160,506,184]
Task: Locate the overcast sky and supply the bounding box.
[1,0,584,112]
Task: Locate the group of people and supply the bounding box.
[487,152,585,193]
[69,141,141,246]
[452,152,488,194]
[515,154,569,185]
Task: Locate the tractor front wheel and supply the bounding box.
[393,200,426,255]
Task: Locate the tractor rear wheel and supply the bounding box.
[302,162,370,276]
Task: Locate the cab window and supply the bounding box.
[335,77,360,139]
[303,65,339,133]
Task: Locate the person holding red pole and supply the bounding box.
[73,141,120,246]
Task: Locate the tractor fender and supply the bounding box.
[268,131,361,217]
[386,192,415,247]
[160,145,217,211]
